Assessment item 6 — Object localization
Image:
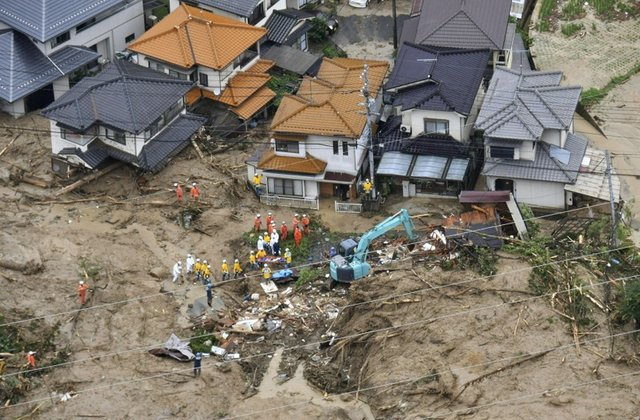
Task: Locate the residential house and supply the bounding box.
[168,0,313,26]
[0,0,145,116]
[401,0,515,68]
[476,67,593,209]
[42,60,206,175]
[263,8,314,52]
[376,44,490,196]
[128,4,276,123]
[246,58,389,209]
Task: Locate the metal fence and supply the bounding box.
[334,201,363,213]
[260,194,319,210]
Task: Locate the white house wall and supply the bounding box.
[541,128,562,147]
[306,135,359,175]
[52,76,70,100]
[518,140,535,161]
[463,86,485,141]
[1,98,25,118]
[42,1,144,59]
[403,109,464,141]
[486,175,566,208]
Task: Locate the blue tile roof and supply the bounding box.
[264,8,313,44]
[0,30,100,102]
[42,59,194,133]
[0,0,126,42]
[386,43,490,115]
[197,0,259,18]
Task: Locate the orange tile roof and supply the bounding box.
[231,86,276,120]
[217,72,270,107]
[128,4,266,70]
[270,58,389,138]
[258,149,327,174]
[247,59,275,74]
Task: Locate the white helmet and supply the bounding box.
[264,263,268,267]
[295,213,299,217]
[207,264,211,268]
[234,259,239,262]
[366,178,370,182]
[196,258,200,262]
[192,182,197,186]
[174,183,178,187]
[282,221,286,224]
[250,250,254,254]
[285,248,290,252]
[203,260,207,264]
[303,214,307,217]
[268,212,272,216]
[256,213,260,218]
[222,259,226,263]
[264,232,268,236]
[178,261,182,265]
[187,253,191,257]
[79,280,84,285]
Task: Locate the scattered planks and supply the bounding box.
[0,133,21,158]
[54,162,123,197]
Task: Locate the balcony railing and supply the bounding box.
[260,194,319,210]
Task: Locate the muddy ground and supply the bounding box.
[0,111,639,419]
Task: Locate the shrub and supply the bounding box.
[561,22,584,37]
[580,87,607,108]
[562,0,586,19]
[617,281,640,328]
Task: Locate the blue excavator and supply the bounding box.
[330,209,417,283]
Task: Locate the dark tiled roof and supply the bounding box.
[42,60,194,133]
[197,0,259,18]
[0,30,100,102]
[482,132,588,183]
[386,43,490,115]
[410,0,512,50]
[262,45,322,75]
[264,8,313,44]
[0,0,125,42]
[138,113,206,171]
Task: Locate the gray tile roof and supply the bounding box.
[42,59,194,133]
[59,113,205,171]
[386,43,490,115]
[0,0,126,42]
[482,132,587,183]
[476,68,581,141]
[0,30,100,102]
[197,0,259,18]
[264,9,313,44]
[410,0,512,50]
[262,45,321,75]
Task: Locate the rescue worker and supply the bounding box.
[78,280,89,305]
[203,263,212,284]
[172,260,182,283]
[249,251,259,270]
[186,254,195,278]
[193,352,202,377]
[301,214,310,235]
[190,182,200,203]
[262,264,272,282]
[294,226,302,248]
[200,260,208,284]
[233,259,243,278]
[329,246,338,258]
[280,221,288,241]
[284,248,292,268]
[206,281,213,307]
[292,214,299,232]
[254,214,262,232]
[363,178,373,197]
[257,235,265,253]
[252,172,263,193]
[27,351,36,368]
[194,258,202,284]
[266,212,273,229]
[271,228,280,256]
[263,232,272,254]
[267,220,273,235]
[256,248,266,260]
[221,259,229,281]
[175,183,183,203]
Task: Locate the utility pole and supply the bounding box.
[604,149,616,355]
[392,0,398,50]
[605,150,617,247]
[360,63,377,199]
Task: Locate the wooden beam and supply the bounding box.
[54,162,123,197]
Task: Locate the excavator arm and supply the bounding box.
[330,209,417,283]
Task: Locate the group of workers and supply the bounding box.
[253,211,310,249]
[172,254,244,286]
[174,182,201,204]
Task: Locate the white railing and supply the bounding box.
[335,201,363,213]
[260,194,319,210]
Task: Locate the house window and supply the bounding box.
[50,31,70,48]
[342,141,349,156]
[199,73,209,87]
[424,119,449,135]
[169,69,180,78]
[125,33,135,43]
[105,128,126,145]
[333,140,339,155]
[76,17,96,32]
[275,140,300,154]
[268,178,303,197]
[189,72,197,82]
[490,146,514,159]
[60,128,68,139]
[298,33,308,51]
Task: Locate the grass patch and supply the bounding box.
[189,330,218,354]
[536,0,557,31]
[267,71,300,106]
[295,267,325,288]
[562,0,586,19]
[580,61,640,108]
[322,44,347,58]
[561,22,584,37]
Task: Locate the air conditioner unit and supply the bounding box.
[146,15,158,26]
[400,124,412,134]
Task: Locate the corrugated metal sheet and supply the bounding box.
[565,147,621,203]
[377,151,413,176]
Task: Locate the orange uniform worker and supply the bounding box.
[27,351,36,368]
[280,221,288,241]
[301,214,310,235]
[78,280,89,305]
[174,183,183,203]
[266,212,273,228]
[292,214,299,232]
[294,226,302,248]
[254,214,262,232]
[190,182,200,202]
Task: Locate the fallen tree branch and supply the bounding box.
[54,163,123,197]
[0,133,21,158]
